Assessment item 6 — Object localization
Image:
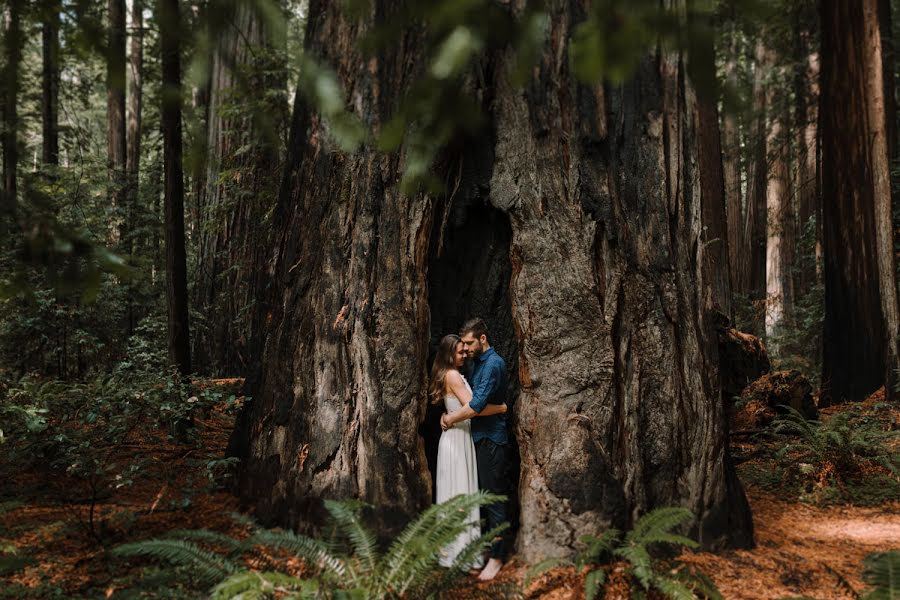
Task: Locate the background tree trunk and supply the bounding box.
[764,47,793,340]
[722,34,743,298]
[233,0,753,554]
[821,0,900,403]
[127,0,143,216]
[795,24,820,291]
[42,0,60,166]
[693,20,733,320]
[125,0,143,338]
[2,0,23,207]
[108,0,128,243]
[742,39,769,330]
[195,0,282,375]
[160,0,192,376]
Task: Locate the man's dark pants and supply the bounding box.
[475,438,509,560]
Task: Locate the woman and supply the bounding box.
[429,334,507,569]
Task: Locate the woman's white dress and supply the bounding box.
[435,376,483,569]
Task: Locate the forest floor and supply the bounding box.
[0,380,897,599]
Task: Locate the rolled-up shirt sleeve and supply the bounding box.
[468,360,501,414]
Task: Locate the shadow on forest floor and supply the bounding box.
[0,381,898,599]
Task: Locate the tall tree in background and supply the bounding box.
[2,0,24,208]
[127,0,143,216]
[42,0,61,166]
[196,0,283,374]
[722,27,743,298]
[820,0,900,403]
[742,39,768,326]
[108,0,128,242]
[693,13,733,319]
[159,0,192,375]
[764,46,794,339]
[125,0,144,336]
[232,0,752,557]
[794,13,820,290]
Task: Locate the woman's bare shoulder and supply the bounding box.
[445,369,464,385]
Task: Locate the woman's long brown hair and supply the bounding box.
[429,334,460,405]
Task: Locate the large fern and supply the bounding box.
[115,491,506,599]
[863,551,900,600]
[523,506,721,600]
[112,539,240,585]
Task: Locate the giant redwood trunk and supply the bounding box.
[234,0,753,555]
[821,0,900,403]
[196,1,282,375]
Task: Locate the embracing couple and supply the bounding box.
[429,317,511,581]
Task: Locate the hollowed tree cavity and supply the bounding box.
[422,146,521,541]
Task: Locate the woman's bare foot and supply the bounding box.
[478,558,503,581]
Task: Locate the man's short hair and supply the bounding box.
[459,318,488,340]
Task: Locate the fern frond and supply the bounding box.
[379,492,503,593]
[428,522,510,596]
[862,550,900,600]
[323,499,378,577]
[584,568,606,600]
[211,570,317,600]
[652,574,700,600]
[627,507,694,547]
[248,529,347,581]
[164,529,248,557]
[615,544,653,589]
[577,529,621,567]
[113,539,237,584]
[229,512,260,531]
[677,568,725,600]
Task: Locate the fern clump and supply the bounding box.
[771,405,900,504]
[524,507,722,600]
[114,491,507,599]
[862,551,900,600]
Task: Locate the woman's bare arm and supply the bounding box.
[446,370,473,405]
[478,402,507,417]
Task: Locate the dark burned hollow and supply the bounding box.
[422,145,522,547]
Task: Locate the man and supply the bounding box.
[440,317,509,581]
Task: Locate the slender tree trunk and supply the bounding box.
[195,0,283,375]
[722,33,743,298]
[108,0,128,243]
[233,0,752,554]
[160,0,192,375]
[42,0,60,166]
[2,0,23,210]
[125,0,143,337]
[694,17,733,320]
[127,0,143,212]
[764,88,792,340]
[743,39,769,330]
[821,0,900,403]
[796,25,820,291]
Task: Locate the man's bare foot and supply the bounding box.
[478,558,503,581]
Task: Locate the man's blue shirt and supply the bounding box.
[467,347,508,445]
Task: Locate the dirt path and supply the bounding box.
[679,489,899,600]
